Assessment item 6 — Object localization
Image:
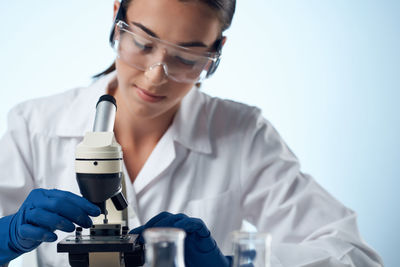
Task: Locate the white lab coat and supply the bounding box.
[0,72,382,266]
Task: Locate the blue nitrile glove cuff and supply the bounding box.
[0,215,22,265]
[8,209,42,253]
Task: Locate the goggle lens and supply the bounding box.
[113,21,219,83]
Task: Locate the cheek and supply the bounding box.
[115,59,141,87]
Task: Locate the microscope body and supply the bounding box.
[75,131,126,215]
[57,95,144,267]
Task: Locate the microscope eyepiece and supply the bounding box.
[96,94,117,109]
[93,94,117,132]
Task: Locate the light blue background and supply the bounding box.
[1,1,398,266]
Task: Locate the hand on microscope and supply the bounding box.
[130,211,232,267]
[0,188,101,265]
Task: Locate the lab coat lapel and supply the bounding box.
[171,88,212,154]
[133,126,176,194]
[133,88,212,194]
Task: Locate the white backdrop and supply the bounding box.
[1,1,399,266]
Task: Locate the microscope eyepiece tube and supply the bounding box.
[93,95,117,132]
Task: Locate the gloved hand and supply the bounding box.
[0,188,101,265]
[130,212,232,267]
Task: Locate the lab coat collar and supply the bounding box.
[54,71,212,155]
[170,88,212,154]
[55,73,113,137]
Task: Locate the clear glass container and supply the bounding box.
[143,228,186,267]
[232,231,272,267]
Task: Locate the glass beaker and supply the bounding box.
[232,231,272,267]
[143,227,186,267]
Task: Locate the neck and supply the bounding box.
[114,107,176,147]
[111,89,178,150]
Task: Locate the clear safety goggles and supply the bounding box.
[111,20,221,83]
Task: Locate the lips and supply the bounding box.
[134,85,166,103]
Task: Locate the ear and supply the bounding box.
[113,0,121,21]
[221,36,227,47]
[215,36,227,52]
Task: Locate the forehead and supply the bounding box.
[125,0,221,46]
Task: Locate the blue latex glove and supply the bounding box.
[0,188,101,265]
[130,212,232,267]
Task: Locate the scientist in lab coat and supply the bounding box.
[0,0,383,266]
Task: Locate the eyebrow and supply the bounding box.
[131,21,208,48]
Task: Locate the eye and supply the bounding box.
[175,55,197,66]
[133,37,153,51]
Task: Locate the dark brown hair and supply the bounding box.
[93,0,236,79]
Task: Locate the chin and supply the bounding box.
[130,100,167,119]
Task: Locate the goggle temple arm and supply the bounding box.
[206,37,223,78]
[109,0,126,46]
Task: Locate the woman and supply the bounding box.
[0,0,382,266]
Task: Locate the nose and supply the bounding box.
[145,62,168,86]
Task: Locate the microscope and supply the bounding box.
[57,95,144,267]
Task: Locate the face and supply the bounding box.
[113,0,221,121]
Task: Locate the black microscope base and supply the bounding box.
[57,234,144,267]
